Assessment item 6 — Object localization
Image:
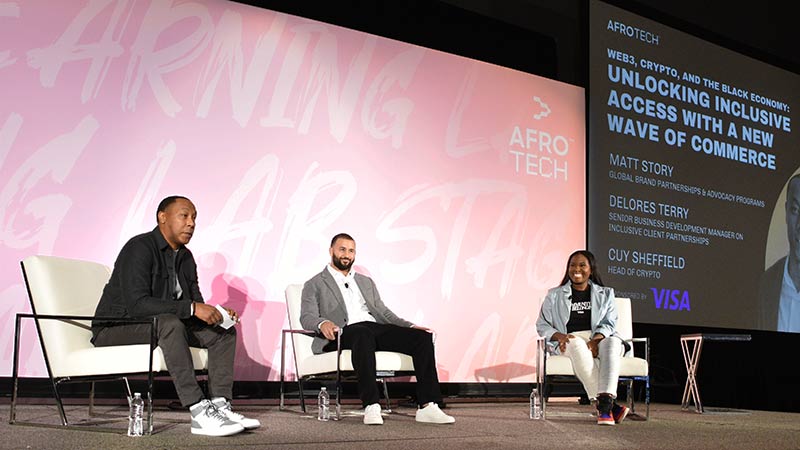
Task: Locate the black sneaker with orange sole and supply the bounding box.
[612,403,630,424]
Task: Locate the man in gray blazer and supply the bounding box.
[300,233,454,425]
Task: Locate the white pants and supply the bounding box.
[564,330,625,399]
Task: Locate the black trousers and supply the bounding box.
[323,322,442,407]
[93,314,236,407]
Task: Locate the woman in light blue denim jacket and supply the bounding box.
[536,250,629,426]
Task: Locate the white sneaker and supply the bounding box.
[363,403,384,425]
[415,403,455,424]
[190,399,245,436]
[211,397,261,430]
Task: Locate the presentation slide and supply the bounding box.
[589,0,800,332]
[0,0,584,381]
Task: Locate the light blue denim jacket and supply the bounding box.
[536,281,619,355]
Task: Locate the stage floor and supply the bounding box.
[3,400,798,449]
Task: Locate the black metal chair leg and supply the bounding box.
[89,382,95,417]
[380,379,392,412]
[298,379,307,413]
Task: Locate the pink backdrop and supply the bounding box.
[0,0,585,382]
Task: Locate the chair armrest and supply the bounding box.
[336,330,342,371]
[19,313,159,336]
[624,337,650,363]
[20,313,160,342]
[538,336,558,355]
[280,329,316,385]
[536,337,547,387]
[18,312,157,324]
[281,328,316,336]
[12,314,162,384]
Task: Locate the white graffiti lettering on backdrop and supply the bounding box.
[194,10,287,127]
[197,154,280,274]
[0,113,22,170]
[119,145,281,276]
[360,48,422,149]
[271,161,356,288]
[296,24,375,140]
[0,113,98,377]
[454,313,540,381]
[455,312,500,381]
[525,203,575,289]
[27,0,128,103]
[196,15,423,146]
[0,2,20,70]
[0,114,98,253]
[446,63,491,158]
[123,0,213,115]
[118,140,177,247]
[23,1,423,145]
[1,0,586,382]
[376,179,526,300]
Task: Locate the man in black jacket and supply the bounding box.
[92,195,259,436]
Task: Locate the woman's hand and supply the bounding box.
[587,334,605,358]
[552,331,575,353]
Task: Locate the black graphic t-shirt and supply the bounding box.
[567,287,591,333]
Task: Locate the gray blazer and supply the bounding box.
[300,267,413,354]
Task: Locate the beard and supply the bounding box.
[332,255,353,271]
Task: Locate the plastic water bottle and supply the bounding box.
[127,392,145,436]
[317,387,330,421]
[530,388,542,419]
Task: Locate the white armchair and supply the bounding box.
[11,255,209,433]
[537,297,650,419]
[279,284,415,417]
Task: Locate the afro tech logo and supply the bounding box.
[507,96,573,181]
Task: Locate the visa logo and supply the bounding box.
[651,288,691,311]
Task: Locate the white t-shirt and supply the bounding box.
[326,264,376,325]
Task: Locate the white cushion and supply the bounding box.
[22,255,208,378]
[545,354,648,377]
[54,346,209,378]
[297,351,415,377]
[284,283,415,378]
[544,298,648,378]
